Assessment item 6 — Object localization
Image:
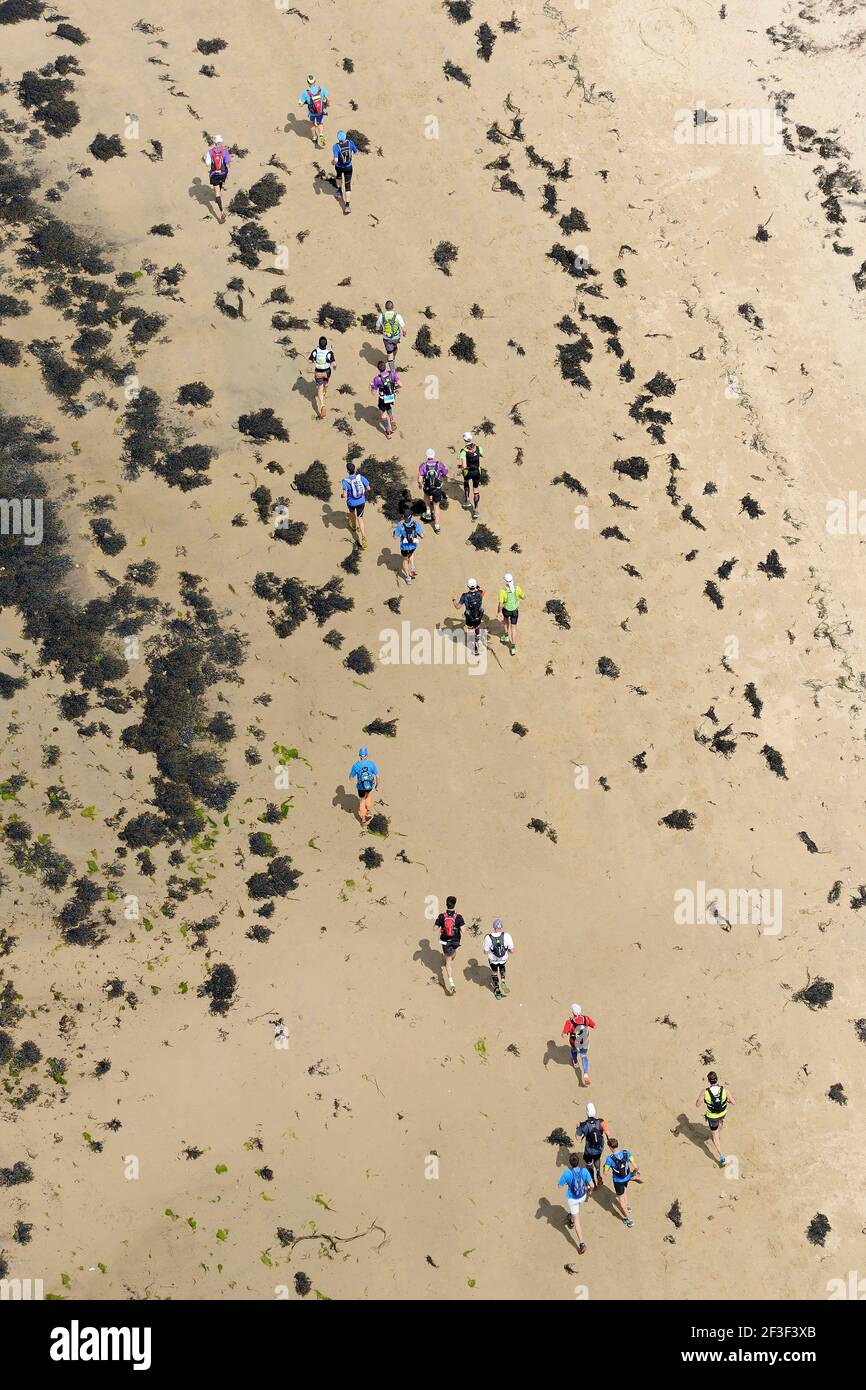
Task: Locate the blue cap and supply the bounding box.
[358,746,368,758]
[492,918,503,930]
[337,129,347,140]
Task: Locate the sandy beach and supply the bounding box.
[1,0,865,1304]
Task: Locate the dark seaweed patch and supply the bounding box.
[793,977,833,1010]
[196,37,226,54]
[292,459,331,500]
[344,646,374,675]
[613,457,648,482]
[757,549,785,579]
[198,963,237,1015]
[432,241,458,276]
[317,302,355,333]
[660,809,695,830]
[666,1200,682,1229]
[178,382,212,407]
[828,1083,847,1106]
[551,472,587,496]
[0,337,22,366]
[18,69,80,138]
[88,134,125,162]
[360,846,383,869]
[743,682,762,718]
[449,333,477,363]
[238,407,288,442]
[413,324,440,358]
[363,718,397,737]
[798,831,819,854]
[443,61,471,85]
[556,335,593,389]
[806,1213,830,1247]
[596,657,619,679]
[544,599,570,630]
[740,494,764,518]
[467,523,499,552]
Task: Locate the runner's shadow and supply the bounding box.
[332,784,358,817]
[673,1112,715,1159]
[462,956,490,989]
[353,401,383,429]
[188,177,220,219]
[358,343,384,367]
[535,1196,571,1242]
[321,504,352,533]
[591,1182,619,1217]
[284,111,316,139]
[413,937,442,979]
[292,375,318,405]
[543,1040,575,1069]
[376,546,404,576]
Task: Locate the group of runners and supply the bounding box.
[556,1023,736,1253]
[203,77,359,224]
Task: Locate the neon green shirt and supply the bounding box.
[498,585,524,613]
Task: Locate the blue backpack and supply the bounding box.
[356,764,374,793]
[566,1167,588,1201]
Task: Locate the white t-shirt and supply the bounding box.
[377,311,405,340]
[483,931,513,963]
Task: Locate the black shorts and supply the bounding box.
[377,397,394,414]
[423,487,443,504]
[707,1116,724,1131]
[489,960,506,974]
[464,472,481,489]
[335,164,353,189]
[348,503,365,519]
[584,1151,603,1174]
[502,608,519,626]
[465,614,483,632]
[441,940,460,956]
[209,172,227,187]
[383,338,399,355]
[613,1179,630,1196]
[314,369,332,384]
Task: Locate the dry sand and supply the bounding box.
[1,0,865,1302]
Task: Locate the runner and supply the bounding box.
[695,1070,735,1167]
[497,573,525,655]
[332,129,358,215]
[204,136,231,223]
[418,449,448,533]
[603,1138,641,1226]
[561,1004,596,1086]
[393,510,423,585]
[341,461,370,548]
[298,76,329,146]
[577,1103,609,1189]
[482,918,514,999]
[451,578,485,656]
[309,336,336,418]
[558,1152,593,1254]
[348,746,379,828]
[370,360,400,439]
[459,432,484,520]
[434,895,464,994]
[375,300,407,368]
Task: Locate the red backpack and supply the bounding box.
[210,145,225,173]
[310,88,324,115]
[441,911,458,939]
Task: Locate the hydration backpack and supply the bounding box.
[346,474,365,501]
[382,312,399,340]
[210,146,226,173]
[464,590,483,624]
[488,932,507,960]
[401,519,417,545]
[423,462,440,490]
[337,138,352,166]
[441,911,458,939]
[379,375,396,402]
[567,1168,588,1201]
[705,1085,727,1115]
[609,1150,631,1181]
[464,445,480,471]
[570,1019,589,1049]
[310,88,324,115]
[582,1118,605,1154]
[356,764,374,793]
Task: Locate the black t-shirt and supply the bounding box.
[435,911,465,944]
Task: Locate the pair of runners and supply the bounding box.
[298,77,357,214]
[435,902,514,997]
[416,439,485,529]
[559,1136,640,1251]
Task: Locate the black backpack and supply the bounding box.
[337,138,352,166]
[464,590,483,624]
[610,1150,631,1180]
[488,931,507,960]
[582,1118,605,1154]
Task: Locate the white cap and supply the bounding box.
[571,1003,582,1016]
[586,1102,596,1118]
[504,573,515,588]
[426,448,436,460]
[214,134,223,143]
[467,577,477,589]
[463,431,472,442]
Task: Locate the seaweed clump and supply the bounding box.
[805,1213,830,1247]
[432,241,458,276]
[659,809,695,830]
[793,977,833,1011]
[449,333,477,364]
[344,646,374,675]
[198,963,237,1015]
[88,134,126,162]
[238,407,289,442]
[292,459,331,501]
